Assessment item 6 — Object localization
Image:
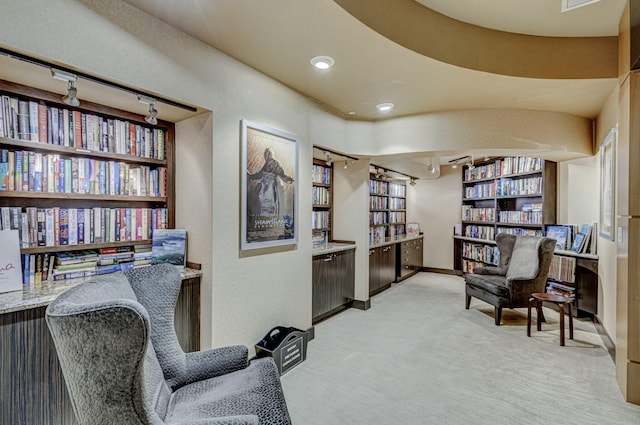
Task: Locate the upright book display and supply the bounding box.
[312,158,332,246]
[0,80,174,284]
[454,156,556,273]
[369,175,407,245]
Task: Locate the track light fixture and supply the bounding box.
[343,161,349,170]
[138,95,158,125]
[409,178,416,186]
[51,68,80,107]
[325,153,333,166]
[370,164,418,182]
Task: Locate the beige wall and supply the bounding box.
[0,0,619,350]
[407,165,461,270]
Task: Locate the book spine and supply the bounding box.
[68,208,77,246]
[38,103,47,143]
[45,208,55,247]
[29,101,39,142]
[77,208,85,244]
[59,208,69,245]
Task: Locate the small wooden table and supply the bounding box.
[527,292,574,346]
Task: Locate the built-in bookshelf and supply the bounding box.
[312,158,332,247]
[0,80,174,284]
[545,250,598,318]
[455,156,556,273]
[369,175,407,245]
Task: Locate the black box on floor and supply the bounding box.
[255,326,308,375]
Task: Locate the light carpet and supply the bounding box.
[280,272,640,425]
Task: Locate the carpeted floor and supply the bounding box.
[280,272,640,425]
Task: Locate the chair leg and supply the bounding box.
[536,301,543,331]
[495,307,502,325]
[465,294,471,309]
[527,298,533,337]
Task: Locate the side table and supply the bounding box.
[527,292,574,346]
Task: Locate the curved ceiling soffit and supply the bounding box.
[333,0,617,79]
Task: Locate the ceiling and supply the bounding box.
[120,0,626,122]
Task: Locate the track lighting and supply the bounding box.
[343,161,349,170]
[138,95,158,125]
[51,68,80,107]
[409,178,416,186]
[325,153,333,166]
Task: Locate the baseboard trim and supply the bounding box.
[422,267,463,276]
[305,326,315,342]
[594,315,615,362]
[352,299,370,311]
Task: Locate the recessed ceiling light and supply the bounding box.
[348,111,356,115]
[376,103,394,112]
[310,56,335,70]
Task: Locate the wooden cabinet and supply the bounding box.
[397,237,423,281]
[312,248,355,323]
[369,244,396,296]
[457,156,556,273]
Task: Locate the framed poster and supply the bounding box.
[599,126,616,241]
[241,120,298,250]
[151,229,187,268]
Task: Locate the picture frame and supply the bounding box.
[241,120,299,250]
[599,126,616,241]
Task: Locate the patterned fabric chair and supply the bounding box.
[46,264,291,425]
[464,234,556,325]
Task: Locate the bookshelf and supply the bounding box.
[546,250,598,317]
[312,158,332,246]
[455,156,556,273]
[0,79,174,283]
[369,175,407,245]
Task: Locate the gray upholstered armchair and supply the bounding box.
[464,234,556,325]
[46,264,291,425]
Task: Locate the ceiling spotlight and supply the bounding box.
[138,95,158,125]
[51,68,80,107]
[325,153,333,166]
[376,102,394,112]
[343,161,349,170]
[452,164,458,169]
[409,178,416,186]
[310,56,335,70]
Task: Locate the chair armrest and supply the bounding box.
[472,266,505,276]
[184,345,249,382]
[176,415,259,425]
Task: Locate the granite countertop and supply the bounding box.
[312,242,357,256]
[370,234,423,249]
[0,267,202,315]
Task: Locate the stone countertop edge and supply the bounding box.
[312,242,357,256]
[0,267,203,315]
[369,234,424,249]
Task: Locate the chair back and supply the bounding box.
[505,235,556,305]
[46,272,171,425]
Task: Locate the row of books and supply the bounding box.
[463,182,496,199]
[461,206,495,223]
[369,225,387,245]
[463,162,499,182]
[496,177,542,197]
[312,186,330,205]
[546,281,576,299]
[548,255,576,284]
[312,164,331,185]
[497,211,543,225]
[462,259,482,274]
[462,242,500,266]
[462,157,543,182]
[389,211,406,224]
[496,227,543,237]
[312,211,330,230]
[496,157,543,176]
[369,179,388,195]
[0,149,166,197]
[312,230,328,248]
[464,225,495,240]
[20,245,153,284]
[388,182,406,197]
[546,223,597,254]
[0,94,165,159]
[389,224,406,239]
[370,211,388,226]
[0,206,168,248]
[389,198,406,209]
[370,195,388,210]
